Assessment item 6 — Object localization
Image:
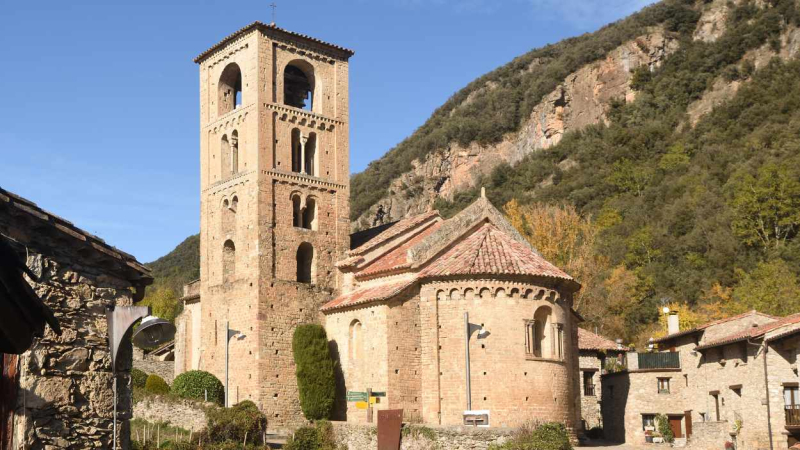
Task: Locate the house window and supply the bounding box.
[583,371,596,396]
[711,393,720,421]
[658,378,670,394]
[642,414,656,431]
[785,386,800,409]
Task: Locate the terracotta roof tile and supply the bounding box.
[350,211,439,256]
[420,223,573,281]
[654,310,777,343]
[195,21,354,63]
[578,328,628,351]
[321,279,417,312]
[696,312,800,350]
[357,222,442,277]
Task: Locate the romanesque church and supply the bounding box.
[174,22,582,433]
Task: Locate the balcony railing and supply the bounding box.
[786,408,800,427]
[637,352,681,370]
[584,385,596,396]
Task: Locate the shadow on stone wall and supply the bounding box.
[328,340,348,421]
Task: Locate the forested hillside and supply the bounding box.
[432,0,800,344]
[140,234,199,322]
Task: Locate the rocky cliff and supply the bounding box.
[351,0,785,230]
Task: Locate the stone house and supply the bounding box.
[0,187,152,449]
[322,193,583,432]
[577,328,627,432]
[602,310,800,449]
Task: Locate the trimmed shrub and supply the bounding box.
[285,420,337,450]
[131,368,147,389]
[144,374,169,395]
[489,422,572,450]
[656,414,674,443]
[205,400,267,443]
[171,370,224,405]
[292,324,336,421]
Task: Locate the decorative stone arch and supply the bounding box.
[291,192,302,228]
[479,287,492,300]
[230,130,239,175]
[349,319,363,362]
[463,288,475,301]
[218,63,243,115]
[495,288,506,299]
[283,59,319,113]
[436,290,447,302]
[230,194,239,212]
[449,288,461,301]
[220,134,230,177]
[510,288,520,298]
[523,289,534,299]
[296,242,315,283]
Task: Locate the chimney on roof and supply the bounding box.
[615,338,624,350]
[668,312,680,335]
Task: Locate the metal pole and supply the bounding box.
[113,375,117,450]
[464,312,471,411]
[225,320,229,408]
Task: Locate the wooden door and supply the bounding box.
[684,411,692,437]
[669,416,683,439]
[1,353,20,450]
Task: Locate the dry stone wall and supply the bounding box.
[331,421,513,450]
[132,396,208,432]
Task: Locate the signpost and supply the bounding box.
[347,389,384,421]
[346,391,368,402]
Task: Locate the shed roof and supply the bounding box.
[578,328,627,351]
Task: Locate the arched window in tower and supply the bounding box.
[291,194,302,228]
[284,63,314,111]
[305,133,317,176]
[303,197,317,230]
[220,134,230,178]
[230,195,238,212]
[218,63,242,115]
[532,305,552,358]
[291,128,302,173]
[223,240,236,282]
[231,130,239,175]
[349,320,363,361]
[296,242,314,283]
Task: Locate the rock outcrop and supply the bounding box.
[353,29,679,230]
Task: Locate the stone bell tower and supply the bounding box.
[193,22,352,427]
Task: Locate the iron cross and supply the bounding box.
[270,2,277,24]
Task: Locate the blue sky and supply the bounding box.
[0,0,656,263]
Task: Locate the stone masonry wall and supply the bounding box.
[331,421,514,450]
[3,243,138,449]
[132,396,208,432]
[133,359,175,384]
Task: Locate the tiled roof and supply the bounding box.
[321,279,417,312]
[0,187,151,279]
[194,21,354,63]
[696,312,800,350]
[350,211,439,256]
[350,221,397,250]
[357,222,441,278]
[653,310,777,343]
[420,223,574,281]
[578,328,627,351]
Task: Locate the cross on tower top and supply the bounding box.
[270,2,277,25]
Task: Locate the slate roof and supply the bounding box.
[320,279,417,312]
[351,211,440,256]
[350,221,397,250]
[194,21,354,63]
[0,187,151,279]
[358,221,442,277]
[578,328,628,352]
[696,312,800,350]
[653,310,776,344]
[420,222,573,281]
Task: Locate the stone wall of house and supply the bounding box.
[132,396,208,432]
[579,352,603,431]
[3,241,138,448]
[686,421,731,450]
[330,421,513,450]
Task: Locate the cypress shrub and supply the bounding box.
[291,324,336,421]
[171,370,224,405]
[144,374,169,395]
[285,420,337,450]
[131,368,147,389]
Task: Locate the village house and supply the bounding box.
[577,328,627,433]
[173,21,585,434]
[0,187,152,449]
[602,310,800,449]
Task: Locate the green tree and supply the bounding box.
[144,374,169,395]
[171,370,224,405]
[292,324,337,421]
[140,286,181,323]
[730,162,800,250]
[732,258,800,316]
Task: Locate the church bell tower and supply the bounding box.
[193,22,352,426]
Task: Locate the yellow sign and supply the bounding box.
[355,401,368,410]
[370,397,379,404]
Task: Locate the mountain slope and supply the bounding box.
[145,234,200,297]
[350,0,704,228]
